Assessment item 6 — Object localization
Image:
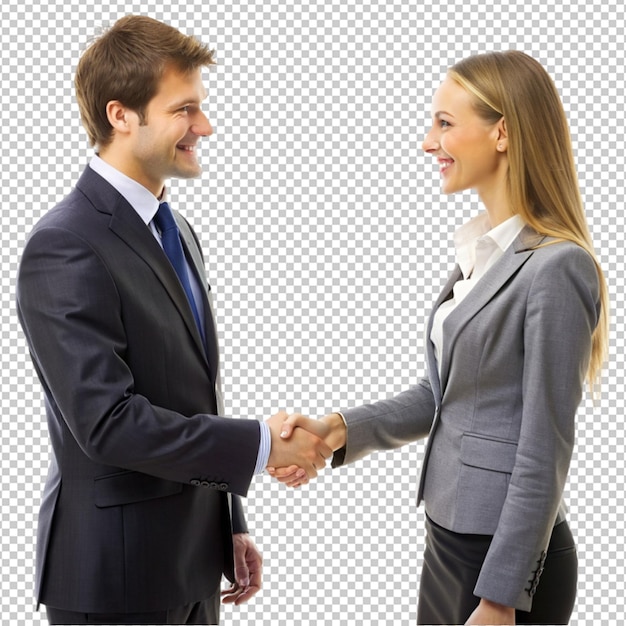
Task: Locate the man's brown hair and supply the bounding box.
[75,15,215,148]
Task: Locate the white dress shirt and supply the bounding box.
[89,156,270,474]
[430,212,526,376]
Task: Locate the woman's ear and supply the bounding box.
[496,117,508,152]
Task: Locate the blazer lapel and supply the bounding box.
[435,226,545,394]
[425,265,462,404]
[417,225,545,506]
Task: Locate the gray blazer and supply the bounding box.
[332,226,600,612]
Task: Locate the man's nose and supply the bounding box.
[193,111,213,137]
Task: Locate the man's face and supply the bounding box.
[123,64,213,195]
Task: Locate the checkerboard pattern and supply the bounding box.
[2,0,624,624]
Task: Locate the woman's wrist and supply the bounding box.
[465,598,515,625]
[321,412,347,451]
[480,598,515,620]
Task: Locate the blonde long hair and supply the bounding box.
[448,51,608,388]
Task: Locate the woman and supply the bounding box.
[269,51,608,625]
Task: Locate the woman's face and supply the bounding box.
[423,77,506,198]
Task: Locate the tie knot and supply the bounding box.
[155,202,178,233]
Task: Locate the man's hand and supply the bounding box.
[464,598,516,625]
[221,533,262,605]
[267,412,347,487]
[265,411,332,479]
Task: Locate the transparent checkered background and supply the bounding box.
[2,0,624,624]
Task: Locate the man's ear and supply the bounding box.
[105,100,134,135]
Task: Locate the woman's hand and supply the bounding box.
[465,598,516,625]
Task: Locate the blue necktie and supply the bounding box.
[154,202,205,341]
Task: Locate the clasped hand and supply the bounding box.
[265,411,347,487]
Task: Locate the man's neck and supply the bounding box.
[97,148,163,197]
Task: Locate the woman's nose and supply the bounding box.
[422,127,439,153]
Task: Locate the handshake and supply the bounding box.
[264,411,347,488]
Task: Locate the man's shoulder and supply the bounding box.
[31,167,115,234]
[31,188,92,236]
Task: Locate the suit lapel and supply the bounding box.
[435,226,545,394]
[176,215,221,384]
[77,168,211,369]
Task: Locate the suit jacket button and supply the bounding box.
[190,479,201,486]
[200,481,210,488]
[209,482,219,489]
[219,483,228,491]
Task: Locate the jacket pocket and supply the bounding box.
[94,470,183,508]
[460,433,518,474]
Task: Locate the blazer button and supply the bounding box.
[219,483,229,491]
[200,481,210,488]
[209,482,219,489]
[190,479,201,487]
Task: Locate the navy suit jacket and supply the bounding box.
[16,167,261,613]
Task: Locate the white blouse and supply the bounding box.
[430,213,526,376]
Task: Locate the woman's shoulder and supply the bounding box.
[519,228,595,266]
[519,233,599,294]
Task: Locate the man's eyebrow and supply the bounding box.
[168,90,208,110]
[168,98,200,109]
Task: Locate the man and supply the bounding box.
[16,15,330,625]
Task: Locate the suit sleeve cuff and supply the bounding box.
[253,421,271,475]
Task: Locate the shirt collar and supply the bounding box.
[89,155,163,226]
[487,213,526,252]
[454,212,526,278]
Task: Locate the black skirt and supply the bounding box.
[417,516,577,625]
